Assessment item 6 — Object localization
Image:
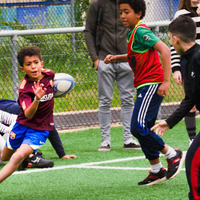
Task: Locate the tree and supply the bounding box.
[74,0,91,26]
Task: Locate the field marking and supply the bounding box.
[12,153,186,175]
[13,156,146,175]
[78,156,146,166]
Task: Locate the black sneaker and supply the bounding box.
[138,167,167,186]
[166,149,186,180]
[123,141,141,149]
[18,157,30,171]
[27,152,54,168]
[98,144,111,151]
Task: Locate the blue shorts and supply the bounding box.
[6,122,49,153]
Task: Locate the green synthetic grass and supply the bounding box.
[0,117,197,200]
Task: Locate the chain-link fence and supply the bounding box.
[0,0,185,130]
[0,22,184,130]
[0,0,180,30]
[0,0,73,30]
[144,0,179,22]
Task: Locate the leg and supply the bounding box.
[1,146,15,161]
[97,61,115,149]
[138,156,167,186]
[182,80,196,143]
[115,62,137,146]
[130,85,167,185]
[27,152,55,169]
[186,132,200,200]
[184,106,196,143]
[130,84,185,181]
[0,144,33,183]
[131,84,185,179]
[130,85,165,158]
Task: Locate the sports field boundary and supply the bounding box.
[13,153,186,175]
[54,103,184,132]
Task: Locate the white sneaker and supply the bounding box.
[132,140,140,145]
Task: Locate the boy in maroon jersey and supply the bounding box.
[104,0,185,185]
[0,46,55,183]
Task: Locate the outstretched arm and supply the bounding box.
[48,127,77,159]
[104,54,128,64]
[24,80,47,119]
[150,121,170,137]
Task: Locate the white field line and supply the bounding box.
[77,156,146,166]
[12,154,186,175]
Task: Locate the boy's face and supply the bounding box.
[119,4,142,30]
[20,55,44,81]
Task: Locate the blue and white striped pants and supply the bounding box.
[130,84,165,160]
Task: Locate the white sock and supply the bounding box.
[151,162,163,173]
[165,146,176,159]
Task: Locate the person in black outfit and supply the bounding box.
[151,15,200,200]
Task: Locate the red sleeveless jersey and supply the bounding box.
[127,23,163,88]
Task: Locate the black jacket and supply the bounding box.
[166,43,200,128]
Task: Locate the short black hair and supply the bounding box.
[118,0,146,19]
[17,46,42,66]
[168,15,196,43]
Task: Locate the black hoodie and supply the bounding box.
[166,43,200,128]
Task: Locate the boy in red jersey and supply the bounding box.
[0,46,55,183]
[104,0,185,186]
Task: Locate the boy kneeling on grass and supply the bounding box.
[151,15,200,200]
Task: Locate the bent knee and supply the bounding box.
[131,122,145,137]
[1,152,11,161]
[9,153,25,165]
[1,148,15,161]
[131,126,138,137]
[1,155,7,161]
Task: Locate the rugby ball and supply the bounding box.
[53,73,75,97]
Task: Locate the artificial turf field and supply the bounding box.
[0,117,198,200]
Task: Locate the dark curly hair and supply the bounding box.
[17,46,42,66]
[118,0,146,19]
